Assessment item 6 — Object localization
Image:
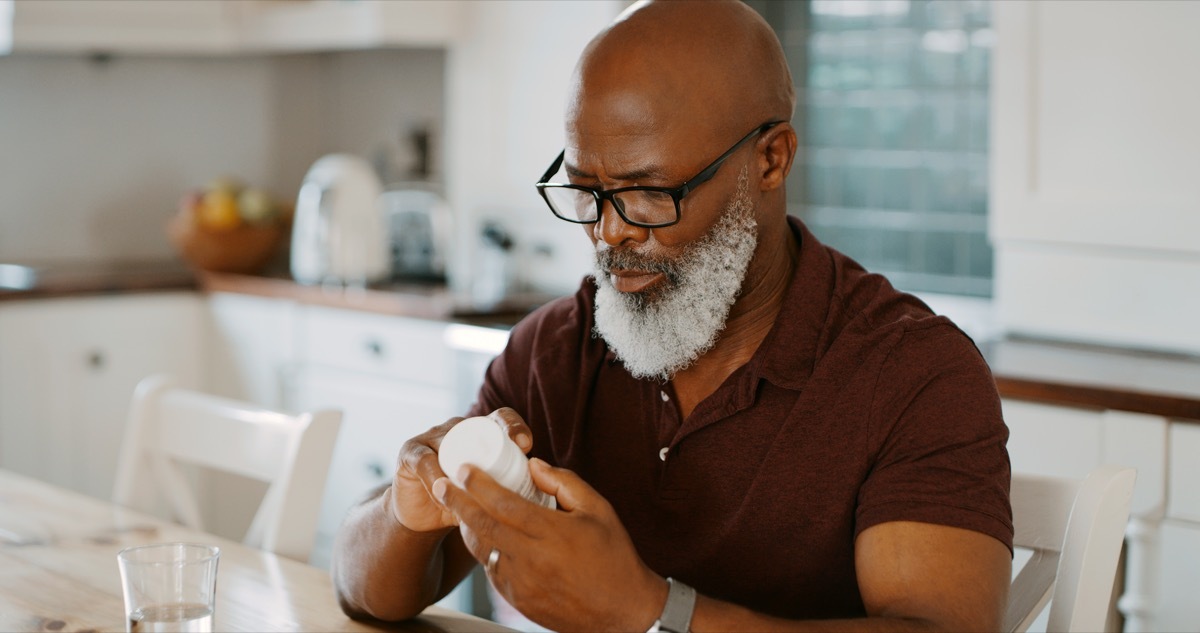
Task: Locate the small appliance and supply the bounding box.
[290,154,390,286]
[380,184,453,281]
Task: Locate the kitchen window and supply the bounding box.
[748,0,993,299]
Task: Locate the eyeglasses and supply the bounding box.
[535,121,784,229]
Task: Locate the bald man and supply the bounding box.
[332,2,1013,631]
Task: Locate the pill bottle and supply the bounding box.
[438,416,555,509]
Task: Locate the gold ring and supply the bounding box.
[486,548,501,575]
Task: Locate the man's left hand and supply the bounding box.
[432,458,667,632]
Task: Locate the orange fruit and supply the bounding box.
[199,189,242,231]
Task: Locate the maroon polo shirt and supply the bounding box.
[468,216,1012,620]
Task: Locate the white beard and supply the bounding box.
[592,168,758,381]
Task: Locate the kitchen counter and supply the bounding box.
[5,263,1198,422]
[197,270,559,328]
[985,337,1200,422]
[0,259,554,328]
[0,260,196,300]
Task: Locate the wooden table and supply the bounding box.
[0,469,514,632]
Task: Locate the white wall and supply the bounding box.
[0,48,443,262]
[443,0,625,298]
[0,0,625,297]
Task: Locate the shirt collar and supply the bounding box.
[744,216,833,392]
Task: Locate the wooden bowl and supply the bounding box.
[166,213,284,275]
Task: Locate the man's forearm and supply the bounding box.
[331,486,458,621]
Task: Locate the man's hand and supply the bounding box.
[391,409,533,533]
[433,458,667,632]
[332,408,535,622]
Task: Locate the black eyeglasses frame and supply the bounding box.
[535,120,785,229]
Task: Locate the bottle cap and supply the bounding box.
[437,415,555,509]
[438,416,506,486]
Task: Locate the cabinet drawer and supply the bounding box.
[1168,424,1200,521]
[289,365,456,563]
[1002,399,1104,479]
[298,306,451,386]
[1157,520,1200,632]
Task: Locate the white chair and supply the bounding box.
[112,375,342,562]
[1005,465,1137,633]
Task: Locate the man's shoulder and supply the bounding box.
[821,247,982,368]
[507,277,600,360]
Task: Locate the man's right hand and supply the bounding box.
[390,408,534,533]
[334,409,533,621]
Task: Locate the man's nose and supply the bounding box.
[593,198,649,247]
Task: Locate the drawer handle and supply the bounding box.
[86,350,106,370]
[365,339,385,358]
[366,461,386,479]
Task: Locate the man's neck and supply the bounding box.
[670,225,800,419]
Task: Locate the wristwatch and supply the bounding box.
[647,577,696,633]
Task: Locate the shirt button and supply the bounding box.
[659,447,669,461]
[660,390,669,402]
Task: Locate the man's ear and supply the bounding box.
[758,124,798,192]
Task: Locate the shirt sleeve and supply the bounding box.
[462,286,594,466]
[465,318,535,420]
[855,322,1014,552]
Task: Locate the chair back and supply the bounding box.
[112,375,342,562]
[1005,465,1136,632]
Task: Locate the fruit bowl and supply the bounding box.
[166,212,284,275]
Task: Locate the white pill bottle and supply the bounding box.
[438,416,556,509]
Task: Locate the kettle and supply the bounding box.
[290,154,390,286]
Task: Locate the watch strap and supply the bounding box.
[648,577,696,633]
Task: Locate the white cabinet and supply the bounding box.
[1158,424,1200,631]
[234,0,465,53]
[1003,399,1105,480]
[199,292,298,541]
[205,292,296,408]
[299,305,453,386]
[0,293,204,499]
[9,0,236,54]
[990,0,1200,354]
[1002,398,1194,633]
[1166,424,1200,523]
[9,0,465,56]
[286,306,457,569]
[1158,520,1200,632]
[291,365,454,569]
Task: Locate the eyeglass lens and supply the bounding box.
[543,186,677,226]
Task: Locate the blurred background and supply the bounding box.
[1,1,1198,631]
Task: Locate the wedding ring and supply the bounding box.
[486,547,500,575]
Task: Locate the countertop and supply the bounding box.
[150,271,1200,422]
[197,270,559,328]
[0,260,554,328]
[3,261,1198,421]
[0,259,197,300]
[983,337,1200,421]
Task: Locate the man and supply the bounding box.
[332,1,1012,631]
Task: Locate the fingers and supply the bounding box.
[389,412,539,537]
[488,407,533,453]
[434,466,533,565]
[529,458,600,513]
[398,417,462,485]
[446,465,550,533]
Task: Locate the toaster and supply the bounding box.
[290,154,390,286]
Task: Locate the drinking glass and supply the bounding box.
[117,543,220,633]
